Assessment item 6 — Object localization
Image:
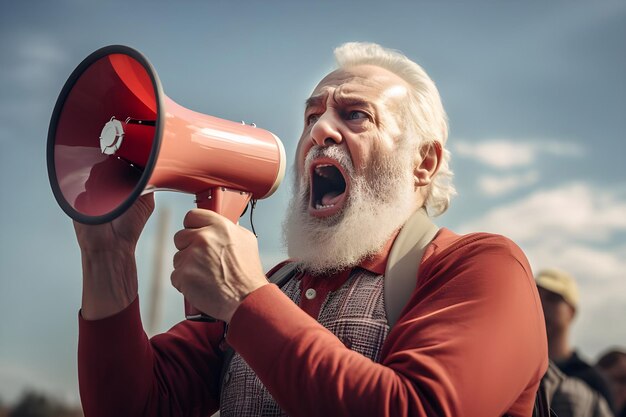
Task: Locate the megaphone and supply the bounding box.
[47,45,286,321]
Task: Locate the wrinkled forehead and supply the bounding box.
[310,65,410,102]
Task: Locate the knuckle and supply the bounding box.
[173,230,184,249]
[241,226,256,240]
[173,251,181,268]
[196,230,213,246]
[183,211,196,228]
[170,271,180,290]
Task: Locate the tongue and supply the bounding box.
[322,191,343,206]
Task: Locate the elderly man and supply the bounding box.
[76,43,547,417]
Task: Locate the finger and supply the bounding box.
[138,192,155,207]
[170,269,183,293]
[173,249,185,270]
[236,223,257,240]
[135,193,155,216]
[173,228,196,250]
[183,209,225,229]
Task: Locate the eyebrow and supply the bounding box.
[334,95,372,109]
[304,95,325,112]
[305,93,373,112]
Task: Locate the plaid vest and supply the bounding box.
[219,268,390,416]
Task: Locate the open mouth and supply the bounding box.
[309,159,349,217]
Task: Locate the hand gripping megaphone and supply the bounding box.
[47,45,286,321]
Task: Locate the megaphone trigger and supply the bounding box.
[194,187,252,224]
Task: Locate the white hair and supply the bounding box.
[334,42,456,216]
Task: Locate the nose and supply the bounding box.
[310,113,342,147]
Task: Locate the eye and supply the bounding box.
[306,114,320,126]
[347,110,368,121]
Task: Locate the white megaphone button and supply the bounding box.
[99,117,124,155]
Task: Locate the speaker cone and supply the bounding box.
[47,45,164,224]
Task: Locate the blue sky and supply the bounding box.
[1,0,625,405]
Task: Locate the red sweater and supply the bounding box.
[78,228,548,417]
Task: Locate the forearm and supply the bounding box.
[80,249,138,320]
[78,298,224,417]
[227,285,433,417]
[78,298,155,417]
[228,273,546,417]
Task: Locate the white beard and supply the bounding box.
[283,144,417,276]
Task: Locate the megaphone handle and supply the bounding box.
[185,187,253,322]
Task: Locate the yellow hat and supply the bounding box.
[535,268,579,309]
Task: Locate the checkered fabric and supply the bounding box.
[219,268,390,416]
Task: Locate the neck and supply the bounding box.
[548,330,573,361]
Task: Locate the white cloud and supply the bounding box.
[524,242,626,358]
[478,171,539,196]
[453,139,583,169]
[459,182,626,242]
[17,35,68,65]
[541,141,585,158]
[7,34,69,92]
[526,241,626,288]
[458,182,626,357]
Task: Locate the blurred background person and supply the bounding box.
[536,268,614,409]
[544,361,614,417]
[597,348,626,417]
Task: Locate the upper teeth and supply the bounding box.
[314,164,333,177]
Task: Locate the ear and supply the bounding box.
[414,141,442,188]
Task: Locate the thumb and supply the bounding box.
[183,208,225,229]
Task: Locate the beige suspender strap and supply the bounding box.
[384,208,439,328]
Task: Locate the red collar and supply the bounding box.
[295,229,399,320]
[357,228,400,275]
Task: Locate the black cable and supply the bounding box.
[249,199,258,237]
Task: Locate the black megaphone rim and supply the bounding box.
[46,44,165,225]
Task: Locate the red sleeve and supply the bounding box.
[78,297,225,417]
[226,234,548,417]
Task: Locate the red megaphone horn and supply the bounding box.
[47,45,286,321]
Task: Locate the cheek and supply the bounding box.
[353,137,393,175]
[344,139,368,173]
[553,304,571,324]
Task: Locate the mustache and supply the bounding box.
[302,146,355,180]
